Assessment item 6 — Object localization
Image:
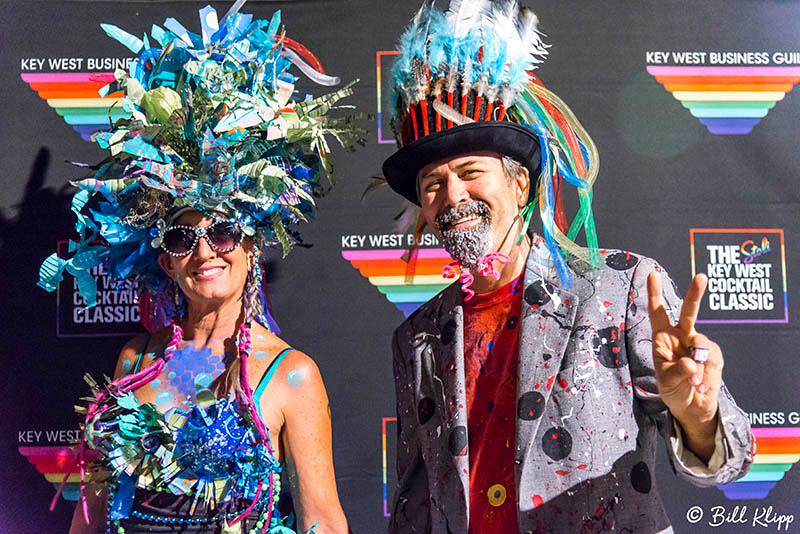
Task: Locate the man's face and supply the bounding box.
[417,152,529,269]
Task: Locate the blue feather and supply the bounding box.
[426,11,449,77]
[411,2,436,61]
[391,23,419,101]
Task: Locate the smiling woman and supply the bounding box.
[36,4,362,534]
[91,206,348,534]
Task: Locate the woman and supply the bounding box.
[69,210,348,533]
[38,4,361,533]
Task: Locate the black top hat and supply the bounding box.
[383,119,541,206]
[381,0,603,287]
[381,1,549,205]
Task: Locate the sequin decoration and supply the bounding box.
[174,400,264,480]
[165,344,227,400]
[154,390,174,409]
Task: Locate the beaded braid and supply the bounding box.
[229,322,276,532]
[226,245,280,532]
[244,243,266,326]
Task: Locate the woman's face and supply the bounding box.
[157,211,252,307]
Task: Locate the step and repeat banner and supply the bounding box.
[1,1,798,532]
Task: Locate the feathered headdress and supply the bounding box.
[38,3,363,325]
[383,0,600,287]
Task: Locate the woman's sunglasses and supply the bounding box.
[160,221,244,257]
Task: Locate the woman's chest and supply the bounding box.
[132,342,232,409]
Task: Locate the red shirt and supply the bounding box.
[463,276,523,534]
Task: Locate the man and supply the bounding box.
[381,2,753,533]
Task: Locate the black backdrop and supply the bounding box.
[1,1,798,532]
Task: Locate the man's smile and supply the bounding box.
[449,215,483,230]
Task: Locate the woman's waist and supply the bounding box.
[110,475,294,532]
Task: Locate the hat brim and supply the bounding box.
[382,121,541,205]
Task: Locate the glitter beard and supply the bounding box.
[435,201,493,270]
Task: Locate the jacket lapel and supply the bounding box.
[412,282,470,531]
[515,236,580,491]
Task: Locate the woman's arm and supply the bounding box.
[68,486,107,534]
[279,352,349,534]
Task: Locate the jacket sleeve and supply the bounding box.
[388,326,431,533]
[625,257,754,487]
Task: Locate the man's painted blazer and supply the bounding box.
[389,235,753,533]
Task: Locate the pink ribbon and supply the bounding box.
[459,272,476,301]
[441,252,511,301]
[477,252,510,280]
[442,262,459,279]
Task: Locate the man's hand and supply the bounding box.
[647,271,721,463]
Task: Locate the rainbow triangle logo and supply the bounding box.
[717,426,800,499]
[341,248,454,317]
[21,72,129,141]
[19,446,100,502]
[647,66,800,134]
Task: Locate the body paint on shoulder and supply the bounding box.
[287,369,303,387]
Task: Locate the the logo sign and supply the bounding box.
[341,233,454,317]
[18,427,90,503]
[20,57,133,141]
[376,51,400,145]
[645,52,800,134]
[381,417,397,517]
[56,241,144,337]
[690,229,788,324]
[717,424,800,500]
[18,445,89,502]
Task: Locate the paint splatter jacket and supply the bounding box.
[389,236,753,533]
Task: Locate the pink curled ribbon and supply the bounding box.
[441,252,510,302]
[459,272,475,301]
[441,261,476,301]
[442,262,459,279]
[478,252,510,280]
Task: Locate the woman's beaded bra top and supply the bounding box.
[86,391,289,533]
[69,323,296,534]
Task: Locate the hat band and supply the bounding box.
[397,87,513,147]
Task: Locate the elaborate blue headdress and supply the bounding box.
[383,0,601,287]
[39,4,362,326]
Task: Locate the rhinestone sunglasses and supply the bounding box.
[160,221,245,257]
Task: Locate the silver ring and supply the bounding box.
[690,346,709,364]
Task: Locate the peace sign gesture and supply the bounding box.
[647,271,722,463]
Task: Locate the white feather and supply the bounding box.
[433,99,475,125]
[447,0,488,41]
[517,7,549,66]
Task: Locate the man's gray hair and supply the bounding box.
[501,155,523,183]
